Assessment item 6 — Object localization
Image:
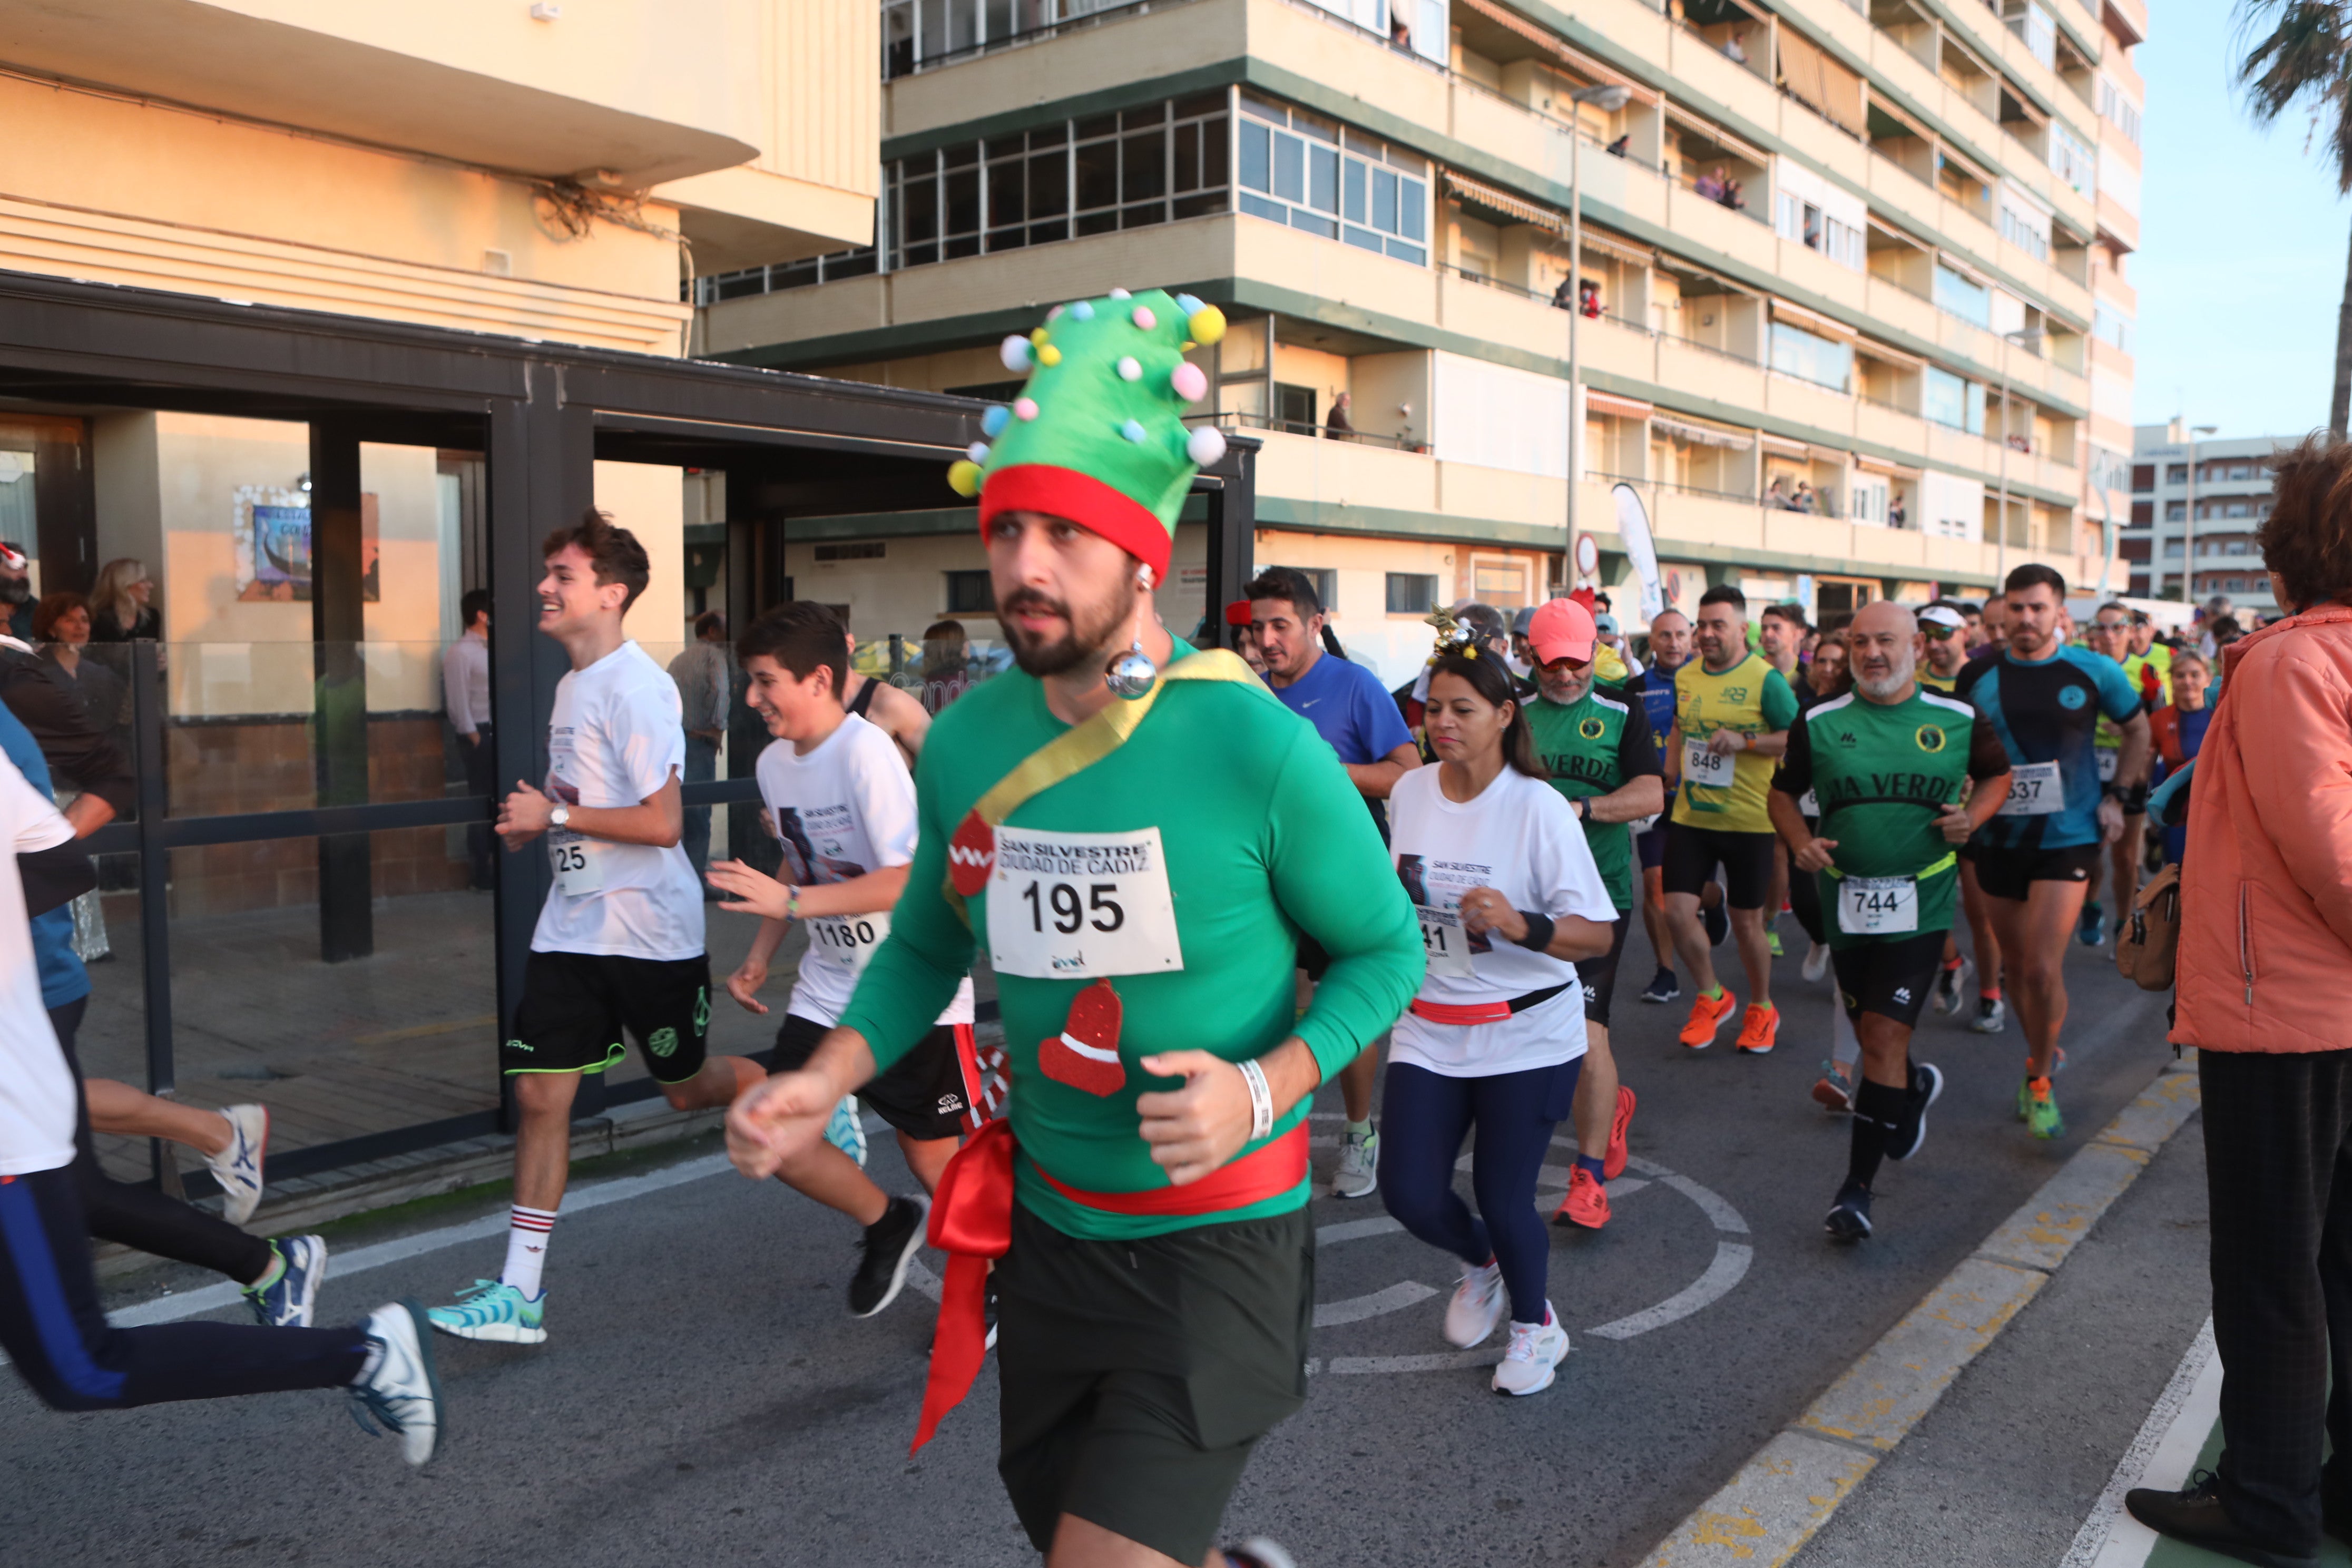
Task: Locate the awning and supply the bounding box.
[1853,335,1925,370]
[1453,0,1658,104]
[1867,212,1931,251]
[1572,227,1657,267]
[1654,414,1754,450]
[1665,102,1770,169]
[1856,454,1924,479]
[1776,27,1865,136]
[1444,169,1562,233]
[1770,297,1857,343]
[1587,390,1654,419]
[1759,432,1813,459]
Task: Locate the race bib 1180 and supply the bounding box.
[987,824,1183,979]
[809,912,888,977]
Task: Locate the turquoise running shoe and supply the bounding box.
[2025,1076,2065,1141]
[825,1095,868,1167]
[427,1279,546,1344]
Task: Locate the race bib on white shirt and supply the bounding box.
[1683,740,1736,789]
[2096,747,2120,783]
[808,912,889,977]
[549,833,603,897]
[1996,760,2063,817]
[987,825,1183,979]
[1837,875,1919,935]
[1417,906,1477,979]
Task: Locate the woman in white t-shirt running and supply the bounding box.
[1381,644,1618,1396]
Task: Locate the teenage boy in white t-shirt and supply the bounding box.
[710,602,983,1320]
[429,511,765,1347]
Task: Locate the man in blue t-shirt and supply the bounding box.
[1248,566,1419,1201]
[1955,564,2148,1143]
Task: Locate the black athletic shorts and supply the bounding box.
[1580,913,1632,1027]
[1637,822,1666,871]
[1967,842,2102,903]
[501,950,710,1084]
[771,1012,979,1143]
[1830,929,1949,1030]
[1662,821,1777,909]
[996,1202,1312,1566]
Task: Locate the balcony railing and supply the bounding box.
[1186,409,1426,450]
[884,0,1209,79]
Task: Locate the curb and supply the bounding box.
[1640,1053,2203,1567]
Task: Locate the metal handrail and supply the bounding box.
[1186,409,1423,450]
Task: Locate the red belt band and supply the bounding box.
[1409,982,1574,1026]
[908,1118,1309,1454]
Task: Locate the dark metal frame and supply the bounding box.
[0,268,1257,1190]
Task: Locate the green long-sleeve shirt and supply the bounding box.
[839,642,1424,1239]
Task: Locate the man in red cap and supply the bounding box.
[1521,599,1661,1228]
[727,291,1423,1568]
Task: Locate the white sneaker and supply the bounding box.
[1443,1259,1506,1348]
[351,1300,444,1466]
[1331,1126,1379,1200]
[1930,956,1972,1016]
[1491,1305,1569,1396]
[1801,942,1831,984]
[207,1104,269,1226]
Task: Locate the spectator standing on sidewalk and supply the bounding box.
[669,611,731,879]
[2129,434,2352,1567]
[443,589,494,890]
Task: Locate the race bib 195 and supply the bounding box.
[1996,760,2063,817]
[1417,906,1476,979]
[1683,740,1736,790]
[1836,875,1919,935]
[987,824,1183,979]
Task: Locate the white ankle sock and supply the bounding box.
[502,1204,558,1298]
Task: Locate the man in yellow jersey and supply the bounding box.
[2129,611,2174,705]
[1662,585,1799,1053]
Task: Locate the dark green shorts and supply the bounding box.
[995,1202,1314,1565]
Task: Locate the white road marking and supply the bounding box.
[2063,1317,2220,1568]
[1586,1241,1753,1340]
[1313,1281,1437,1328]
[904,1256,945,1305]
[1320,1348,1512,1375]
[1318,1216,1405,1246]
[1661,1173,1750,1235]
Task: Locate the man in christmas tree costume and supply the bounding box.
[727,290,1424,1568]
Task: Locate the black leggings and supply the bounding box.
[48,997,274,1286]
[1787,825,1826,946]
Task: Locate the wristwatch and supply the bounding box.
[1577,797,1592,822]
[549,804,570,829]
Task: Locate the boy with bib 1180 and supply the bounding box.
[428,513,766,1346]
[709,601,984,1321]
[1770,602,2012,1241]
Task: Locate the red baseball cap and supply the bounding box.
[1528,598,1597,665]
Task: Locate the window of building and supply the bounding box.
[698,244,879,303]
[1387,572,1438,614]
[2165,501,2185,521]
[2163,540,2183,556]
[1769,321,1854,393]
[944,569,996,614]
[1773,193,1865,271]
[2165,464,2187,484]
[2093,303,2133,356]
[1933,262,1992,328]
[2224,577,2245,593]
[1471,555,1531,607]
[2007,0,2056,68]
[1272,383,1319,435]
[1267,564,1337,609]
[1238,93,1427,264]
[2229,463,2252,479]
[1924,365,1985,434]
[2225,501,2250,518]
[1997,185,2052,262]
[2224,538,2249,554]
[2048,119,2094,195]
[2131,463,2154,491]
[2099,75,2142,145]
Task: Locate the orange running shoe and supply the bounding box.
[1679,988,1737,1048]
[1555,1166,1611,1229]
[1734,1003,1780,1054]
[1603,1086,1636,1181]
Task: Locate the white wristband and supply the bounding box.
[1237,1057,1275,1142]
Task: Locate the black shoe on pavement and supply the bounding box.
[1824,1181,1873,1242]
[849,1194,929,1318]
[1887,1063,1944,1163]
[1702,897,1728,948]
[2125,1472,2322,1568]
[1640,967,1680,1004]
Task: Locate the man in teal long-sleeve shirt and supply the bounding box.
[728,291,1421,1568]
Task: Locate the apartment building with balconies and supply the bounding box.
[695,0,2143,679]
[2126,422,2286,615]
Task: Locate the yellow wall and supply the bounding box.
[593,460,689,664]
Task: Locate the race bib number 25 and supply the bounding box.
[987,824,1184,979]
[550,834,602,897]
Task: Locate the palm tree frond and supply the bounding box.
[2236,0,2352,184]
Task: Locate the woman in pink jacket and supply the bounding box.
[2129,435,2352,1566]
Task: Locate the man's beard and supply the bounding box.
[999,582,1132,679]
[1857,650,1917,699]
[0,580,27,606]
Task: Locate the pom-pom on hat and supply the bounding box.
[948,288,1227,578]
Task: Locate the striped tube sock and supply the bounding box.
[502,1204,558,1299]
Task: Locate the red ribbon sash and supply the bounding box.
[908,1119,1310,1453]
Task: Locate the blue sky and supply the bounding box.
[2131,2,2350,438]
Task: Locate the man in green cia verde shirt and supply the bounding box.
[1521,597,1662,1232]
[724,289,1422,1568]
[1770,602,2011,1246]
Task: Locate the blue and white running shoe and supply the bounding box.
[426,1279,546,1344]
[825,1095,868,1167]
[246,1234,327,1328]
[351,1300,445,1466]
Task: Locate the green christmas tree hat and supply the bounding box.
[946,288,1228,576]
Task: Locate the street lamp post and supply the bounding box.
[2179,422,2218,605]
[1993,326,2041,589]
[1565,82,1630,592]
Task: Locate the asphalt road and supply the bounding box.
[3,919,2197,1568]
